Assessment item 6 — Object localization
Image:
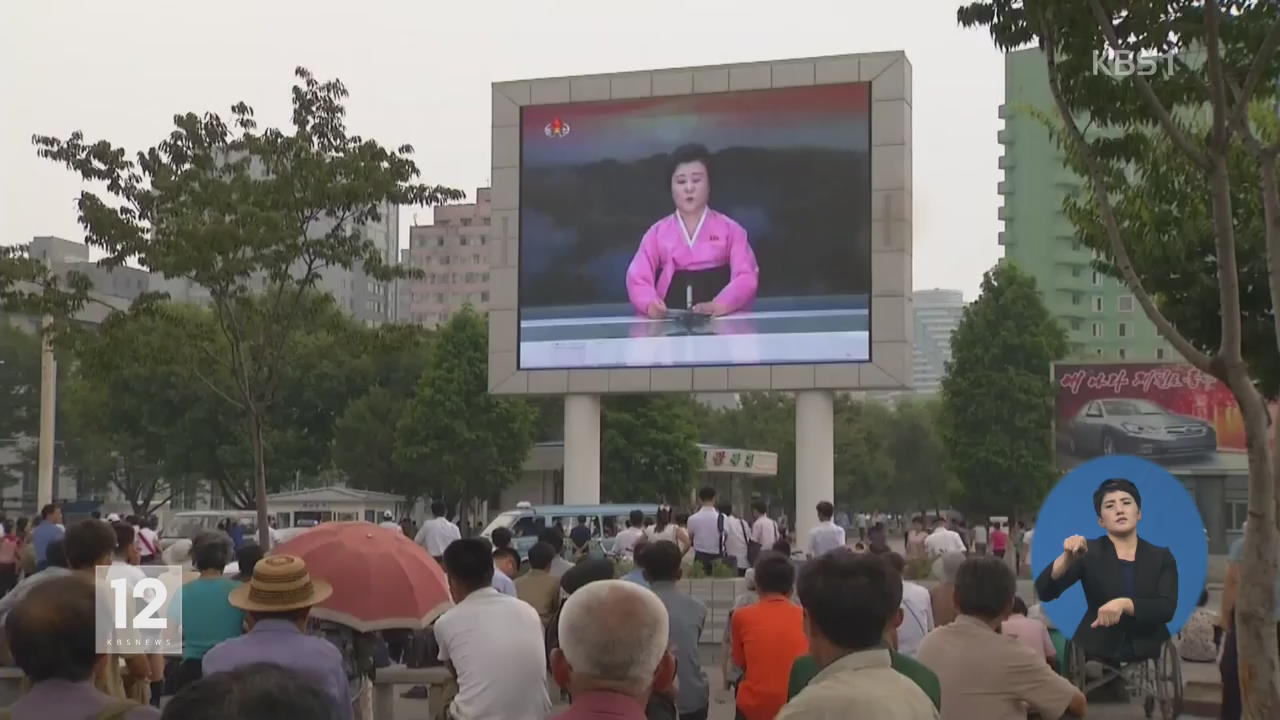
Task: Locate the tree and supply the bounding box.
[887,397,954,516]
[332,324,433,501]
[939,264,1067,522]
[395,308,535,522]
[699,392,797,515]
[0,321,40,442]
[833,396,895,513]
[29,68,463,547]
[60,311,188,516]
[601,395,703,503]
[957,2,1280,712]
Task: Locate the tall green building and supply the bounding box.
[999,48,1172,362]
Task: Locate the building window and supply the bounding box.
[482,217,491,225]
[1071,292,1082,306]
[472,254,481,264]
[482,272,490,282]
[461,218,472,226]
[1069,318,1082,331]
[480,236,487,245]
[1156,348,1166,360]
[460,237,469,246]
[452,273,459,283]
[1071,266,1082,278]
[1092,296,1104,312]
[1095,347,1104,356]
[1091,271,1103,286]
[441,256,450,265]
[481,291,489,302]
[434,293,444,303]
[1118,322,1128,338]
[437,237,445,247]
[1118,348,1127,359]
[1118,295,1134,312]
[1227,500,1248,531]
[1091,322,1103,338]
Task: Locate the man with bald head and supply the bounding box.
[551,579,676,720]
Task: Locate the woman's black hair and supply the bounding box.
[666,144,712,184]
[1093,478,1143,516]
[654,506,671,534]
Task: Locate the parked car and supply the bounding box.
[1063,398,1217,459]
[481,502,661,559]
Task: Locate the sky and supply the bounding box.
[0,0,1005,300]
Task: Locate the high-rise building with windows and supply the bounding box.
[912,289,965,394]
[999,48,1171,362]
[399,188,492,327]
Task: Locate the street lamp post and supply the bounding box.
[37,315,56,509]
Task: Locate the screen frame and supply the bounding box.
[489,52,912,395]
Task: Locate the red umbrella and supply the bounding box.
[272,521,452,631]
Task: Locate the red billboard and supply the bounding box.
[1054,363,1261,473]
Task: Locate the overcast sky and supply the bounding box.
[0,0,1004,300]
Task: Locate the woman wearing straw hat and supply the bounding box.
[201,555,352,720]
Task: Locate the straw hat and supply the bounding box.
[228,554,333,613]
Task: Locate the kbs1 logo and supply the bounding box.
[1092,50,1176,78]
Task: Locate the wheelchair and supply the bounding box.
[1064,638,1183,719]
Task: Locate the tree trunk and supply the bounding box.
[249,411,271,550]
[1228,372,1279,720]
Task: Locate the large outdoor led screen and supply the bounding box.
[517,83,872,370]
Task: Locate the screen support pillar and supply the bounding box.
[795,390,835,550]
[563,394,601,505]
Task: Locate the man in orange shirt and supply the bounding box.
[731,552,808,720]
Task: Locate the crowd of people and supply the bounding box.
[0,485,1235,720]
[390,487,1088,720]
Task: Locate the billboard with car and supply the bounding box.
[1054,363,1254,474]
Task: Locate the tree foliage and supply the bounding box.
[601,395,703,504]
[0,322,40,443]
[833,396,895,512]
[940,264,1067,520]
[29,67,463,546]
[396,308,535,516]
[957,4,1280,711]
[332,325,433,501]
[887,397,954,516]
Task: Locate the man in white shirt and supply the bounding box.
[886,553,934,658]
[971,522,988,556]
[611,510,646,558]
[807,501,847,558]
[717,502,751,576]
[924,518,966,559]
[434,538,551,720]
[750,500,779,552]
[686,487,725,574]
[378,510,402,532]
[415,500,462,561]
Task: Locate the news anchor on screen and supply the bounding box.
[1035,478,1178,661]
[625,143,759,319]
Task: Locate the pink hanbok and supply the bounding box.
[625,208,759,315]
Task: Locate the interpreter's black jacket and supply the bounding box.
[1034,535,1178,661]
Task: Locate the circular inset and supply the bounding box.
[1030,455,1207,660]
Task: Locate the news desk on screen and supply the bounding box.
[518,295,869,370]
